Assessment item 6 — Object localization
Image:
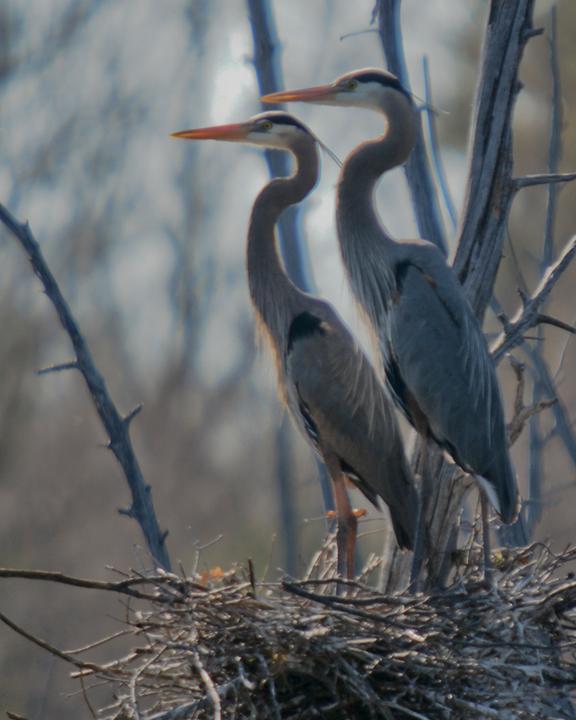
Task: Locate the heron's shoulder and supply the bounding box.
[397,238,448,265]
[397,240,467,291]
[287,299,351,353]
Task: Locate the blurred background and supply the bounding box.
[0,0,574,716]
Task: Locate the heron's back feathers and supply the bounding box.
[285,302,417,549]
[385,243,518,522]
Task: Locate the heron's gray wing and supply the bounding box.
[387,249,516,520]
[286,305,416,549]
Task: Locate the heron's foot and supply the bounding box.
[326,508,367,521]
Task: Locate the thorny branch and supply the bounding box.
[0,203,171,571]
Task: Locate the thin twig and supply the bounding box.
[0,608,101,672]
[36,361,79,375]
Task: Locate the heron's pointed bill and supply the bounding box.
[262,84,338,105]
[171,122,250,142]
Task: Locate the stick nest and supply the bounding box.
[82,544,576,719]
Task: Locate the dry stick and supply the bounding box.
[514,171,576,189]
[0,568,208,605]
[0,203,171,571]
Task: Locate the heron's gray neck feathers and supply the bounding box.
[336,95,417,332]
[247,140,318,360]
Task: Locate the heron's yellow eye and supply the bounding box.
[261,120,274,131]
[347,78,358,90]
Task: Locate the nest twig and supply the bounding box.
[26,543,571,719]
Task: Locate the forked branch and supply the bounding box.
[506,357,557,447]
[491,235,576,362]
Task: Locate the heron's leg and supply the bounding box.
[410,438,431,591]
[480,493,493,586]
[327,460,357,583]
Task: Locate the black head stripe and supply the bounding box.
[259,111,310,133]
[356,71,411,99]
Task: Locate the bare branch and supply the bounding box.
[526,345,576,467]
[507,360,557,447]
[513,171,576,191]
[373,0,447,255]
[0,567,182,601]
[36,361,79,375]
[542,5,563,268]
[0,202,171,570]
[491,235,576,361]
[124,403,144,427]
[512,400,557,446]
[536,313,575,335]
[0,608,101,672]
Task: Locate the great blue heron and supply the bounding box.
[264,70,519,583]
[172,110,417,580]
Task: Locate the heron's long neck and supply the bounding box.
[247,140,318,352]
[336,96,417,324]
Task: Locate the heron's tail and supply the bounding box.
[390,501,416,550]
[480,450,519,526]
[385,462,417,551]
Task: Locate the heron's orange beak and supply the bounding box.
[171,122,250,141]
[262,84,338,104]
